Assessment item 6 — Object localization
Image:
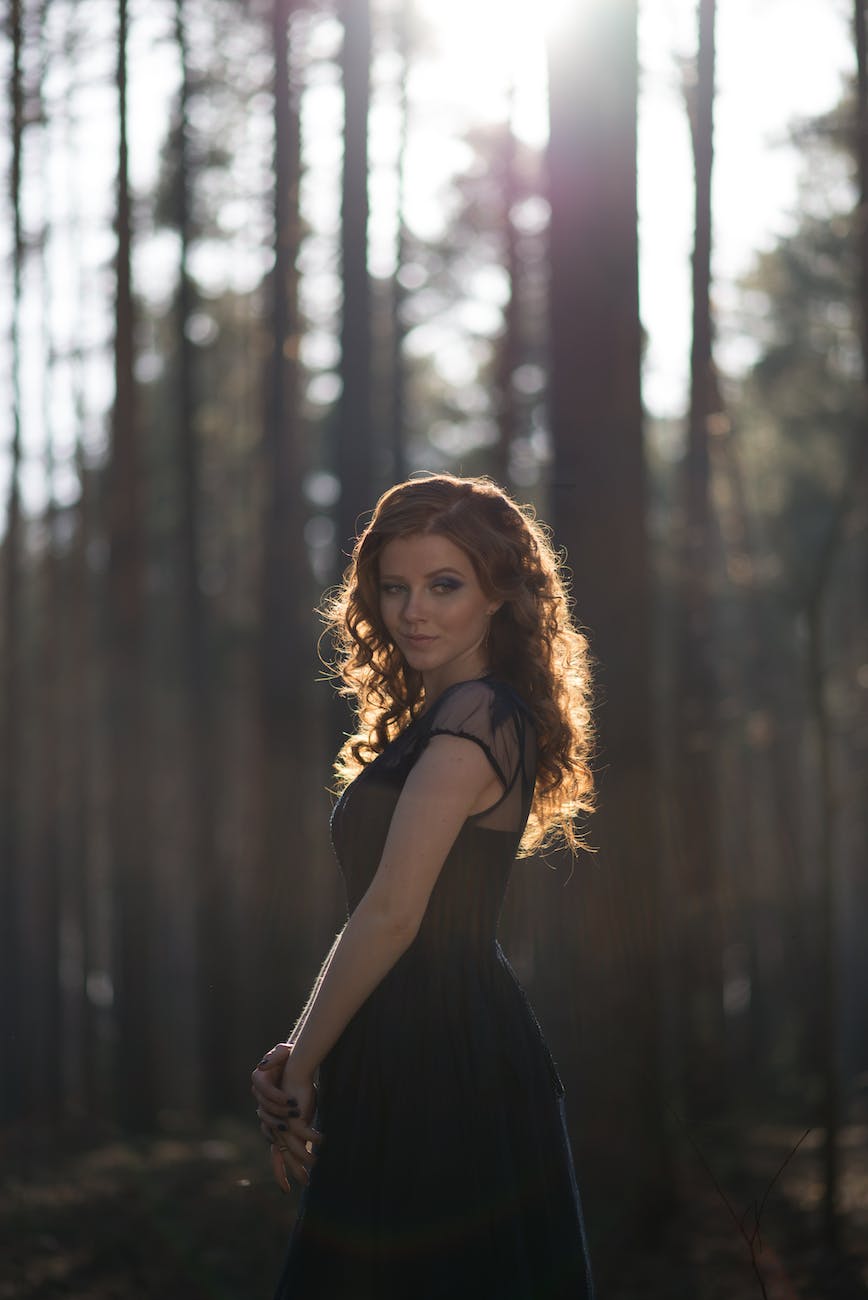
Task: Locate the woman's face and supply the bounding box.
[377,532,500,693]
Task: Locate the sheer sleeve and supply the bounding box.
[416,679,536,833]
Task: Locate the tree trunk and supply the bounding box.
[856,0,868,387]
[107,0,154,1132]
[389,0,411,485]
[493,102,521,488]
[254,0,311,1059]
[546,0,669,1261]
[34,41,64,1118]
[172,0,230,1117]
[672,0,726,1118]
[335,0,373,562]
[0,0,26,1125]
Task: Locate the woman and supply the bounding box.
[250,473,597,1299]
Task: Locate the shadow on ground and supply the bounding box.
[2,1117,867,1299]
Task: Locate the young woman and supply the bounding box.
[250,473,597,1299]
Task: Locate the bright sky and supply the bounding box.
[639,0,854,413]
[406,0,854,415]
[0,0,856,520]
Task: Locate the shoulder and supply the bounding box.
[423,676,529,731]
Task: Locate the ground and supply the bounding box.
[2,1117,867,1298]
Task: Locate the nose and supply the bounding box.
[401,587,428,625]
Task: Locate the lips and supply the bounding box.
[404,634,436,645]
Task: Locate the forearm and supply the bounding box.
[287,900,417,1079]
[287,929,344,1049]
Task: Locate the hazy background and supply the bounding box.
[1,0,867,1296]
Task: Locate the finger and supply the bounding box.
[252,1043,291,1078]
[257,1106,293,1135]
[275,1139,312,1187]
[252,1073,299,1111]
[253,1090,297,1126]
[257,1107,294,1149]
[270,1143,291,1194]
[286,1116,325,1146]
[283,1131,318,1170]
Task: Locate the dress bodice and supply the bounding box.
[328,676,537,956]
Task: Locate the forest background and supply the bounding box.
[1,0,868,1296]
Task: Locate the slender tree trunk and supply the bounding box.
[57,0,100,1120]
[108,0,154,1131]
[493,100,520,488]
[255,0,310,1058]
[710,422,813,1094]
[326,0,373,762]
[34,26,64,1119]
[805,585,839,1249]
[0,0,26,1124]
[71,444,98,1117]
[673,0,726,1117]
[335,0,373,562]
[390,0,411,485]
[856,0,868,387]
[833,0,868,1242]
[547,0,669,1259]
[173,0,229,1116]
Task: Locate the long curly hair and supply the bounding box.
[319,473,598,859]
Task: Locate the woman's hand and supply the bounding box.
[250,1043,324,1194]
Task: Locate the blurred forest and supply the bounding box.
[1,0,868,1296]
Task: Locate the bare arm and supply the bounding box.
[252,731,504,1190]
[287,929,344,1053]
[286,731,501,1079]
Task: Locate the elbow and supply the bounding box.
[385,908,421,947]
[363,894,421,946]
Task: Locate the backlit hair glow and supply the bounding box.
[319,473,597,859]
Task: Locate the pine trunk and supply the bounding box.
[546,0,669,1260]
[673,0,726,1118]
[0,0,26,1124]
[108,0,154,1131]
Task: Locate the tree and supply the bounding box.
[546,0,668,1259]
[672,0,727,1117]
[335,0,373,561]
[389,0,412,484]
[733,81,868,1247]
[168,0,231,1117]
[255,0,313,1057]
[107,0,154,1132]
[0,0,26,1124]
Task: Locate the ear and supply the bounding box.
[486,600,503,616]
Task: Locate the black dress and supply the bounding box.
[273,676,595,1300]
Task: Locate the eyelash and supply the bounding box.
[380,581,461,595]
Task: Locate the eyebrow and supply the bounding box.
[379,567,466,580]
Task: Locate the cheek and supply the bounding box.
[379,599,397,629]
[445,594,487,631]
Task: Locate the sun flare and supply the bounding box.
[413,0,550,144]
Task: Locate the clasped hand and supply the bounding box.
[250,1042,324,1194]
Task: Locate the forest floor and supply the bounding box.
[603,1120,868,1300]
[1,1116,867,1299]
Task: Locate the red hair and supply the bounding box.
[319,473,597,858]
